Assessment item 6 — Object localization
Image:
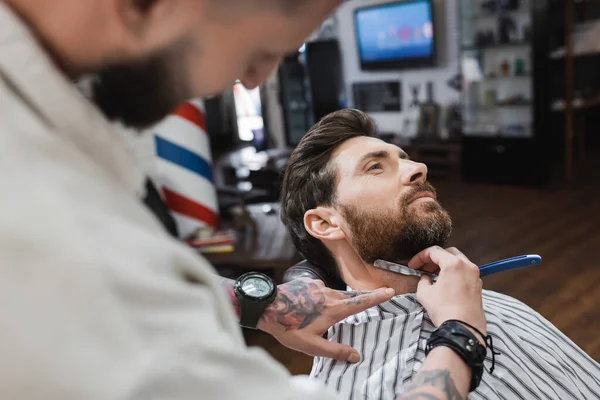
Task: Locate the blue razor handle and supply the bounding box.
[479,254,542,277]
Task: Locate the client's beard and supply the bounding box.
[340,182,452,264]
[90,44,191,129]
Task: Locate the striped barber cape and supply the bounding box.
[310,290,600,400]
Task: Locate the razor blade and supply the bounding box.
[374,254,542,280]
[374,259,438,280]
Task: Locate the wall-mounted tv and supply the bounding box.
[354,0,437,71]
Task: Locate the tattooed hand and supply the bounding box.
[257,278,395,363]
[398,369,464,400]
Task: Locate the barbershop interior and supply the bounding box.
[130,0,600,375]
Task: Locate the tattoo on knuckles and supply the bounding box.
[340,290,365,298]
[344,297,364,306]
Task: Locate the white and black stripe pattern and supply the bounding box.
[310,290,600,400]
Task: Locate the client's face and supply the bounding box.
[332,136,452,265]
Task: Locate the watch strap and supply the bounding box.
[237,292,270,329]
[425,320,488,392]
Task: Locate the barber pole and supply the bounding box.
[153,99,218,239]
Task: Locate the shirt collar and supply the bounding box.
[379,293,422,314]
[0,3,145,196]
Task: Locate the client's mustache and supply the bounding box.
[402,181,438,205]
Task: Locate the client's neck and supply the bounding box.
[334,250,377,292]
[330,242,417,294]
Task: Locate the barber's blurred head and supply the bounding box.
[8,0,339,127]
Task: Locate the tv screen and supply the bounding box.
[354,0,436,71]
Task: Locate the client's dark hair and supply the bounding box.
[280,109,379,278]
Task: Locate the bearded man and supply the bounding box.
[280,109,600,400]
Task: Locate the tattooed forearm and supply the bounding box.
[398,370,464,400]
[261,279,326,330]
[219,276,329,331]
[221,276,369,336]
[397,394,440,400]
[217,276,240,318]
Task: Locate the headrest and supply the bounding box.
[283,260,346,290]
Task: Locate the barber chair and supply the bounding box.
[283,259,346,290]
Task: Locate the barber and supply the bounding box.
[0,0,486,399]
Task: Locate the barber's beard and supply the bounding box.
[340,182,452,265]
[89,43,192,129]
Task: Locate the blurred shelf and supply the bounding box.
[469,9,531,19]
[465,102,532,110]
[463,123,532,137]
[405,140,462,181]
[483,74,531,80]
[551,94,600,111]
[463,131,533,138]
[549,47,600,59]
[462,41,531,51]
[549,18,600,58]
[496,102,532,107]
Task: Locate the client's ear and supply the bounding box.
[304,207,345,242]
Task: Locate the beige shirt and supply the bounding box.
[0,4,338,400]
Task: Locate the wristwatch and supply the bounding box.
[234,272,277,329]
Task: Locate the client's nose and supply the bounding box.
[401,161,428,185]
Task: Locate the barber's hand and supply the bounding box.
[409,246,487,337]
[257,278,394,363]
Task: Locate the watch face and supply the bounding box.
[241,276,272,298]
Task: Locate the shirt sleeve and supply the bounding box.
[125,337,341,400]
[104,248,344,400]
[0,217,341,400]
[119,275,342,400]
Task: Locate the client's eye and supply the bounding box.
[368,163,382,171]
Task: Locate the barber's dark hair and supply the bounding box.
[280,109,379,278]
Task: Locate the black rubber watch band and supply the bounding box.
[237,292,271,329]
